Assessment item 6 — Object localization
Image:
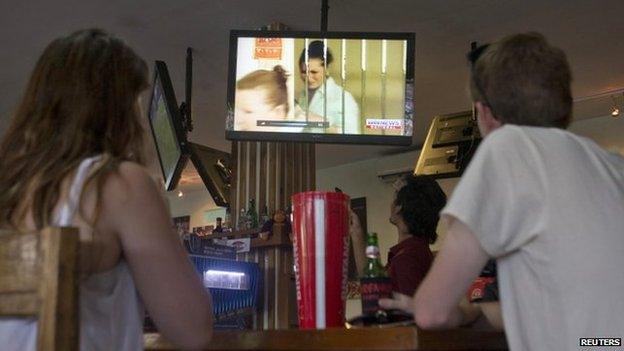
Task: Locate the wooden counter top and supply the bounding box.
[145,327,507,350]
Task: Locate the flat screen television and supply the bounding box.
[188,142,231,207]
[226,30,415,145]
[414,111,482,179]
[148,61,189,191]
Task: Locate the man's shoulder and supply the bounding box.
[485,124,537,145]
[478,125,563,160]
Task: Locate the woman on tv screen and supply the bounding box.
[296,40,361,134]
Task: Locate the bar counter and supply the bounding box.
[144,327,507,350]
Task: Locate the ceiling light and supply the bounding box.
[178,190,183,197]
[611,95,620,118]
[612,107,620,117]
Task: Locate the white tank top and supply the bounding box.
[0,156,144,350]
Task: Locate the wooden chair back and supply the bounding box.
[0,227,80,351]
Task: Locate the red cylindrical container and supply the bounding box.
[291,191,350,329]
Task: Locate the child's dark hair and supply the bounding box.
[394,175,447,244]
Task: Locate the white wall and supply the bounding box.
[166,189,219,229]
[569,115,624,155]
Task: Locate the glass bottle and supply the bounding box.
[212,217,223,234]
[360,232,392,320]
[223,207,231,229]
[237,208,247,230]
[364,232,386,278]
[247,199,258,229]
[260,205,270,226]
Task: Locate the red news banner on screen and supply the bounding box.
[254,38,282,60]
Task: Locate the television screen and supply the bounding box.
[226,30,415,145]
[148,61,189,191]
[414,111,482,179]
[188,142,231,207]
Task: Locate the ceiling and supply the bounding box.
[1,0,623,174]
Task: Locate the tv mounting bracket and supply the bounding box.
[179,47,194,133]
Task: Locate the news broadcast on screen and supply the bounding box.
[226,31,415,145]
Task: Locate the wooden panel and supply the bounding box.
[308,144,316,190]
[37,227,80,351]
[257,248,272,330]
[0,292,38,316]
[281,143,290,209]
[144,327,508,350]
[230,140,316,331]
[238,142,248,226]
[268,143,277,214]
[258,142,268,213]
[276,248,291,329]
[297,144,304,193]
[247,142,257,207]
[0,227,80,350]
[288,143,295,201]
[275,143,286,209]
[299,143,307,193]
[230,141,239,226]
[0,231,39,294]
[0,231,42,317]
[265,248,276,329]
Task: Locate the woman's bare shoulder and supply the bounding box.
[97,161,166,233]
[102,161,160,198]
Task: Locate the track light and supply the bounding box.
[178,190,184,197]
[611,95,620,118]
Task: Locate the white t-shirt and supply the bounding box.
[442,125,624,351]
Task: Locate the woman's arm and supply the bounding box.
[479,302,504,330]
[99,162,213,349]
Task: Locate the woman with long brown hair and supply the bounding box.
[0,29,213,350]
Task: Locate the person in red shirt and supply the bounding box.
[350,174,447,296]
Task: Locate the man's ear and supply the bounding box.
[475,101,502,136]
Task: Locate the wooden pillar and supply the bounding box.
[230,141,315,330]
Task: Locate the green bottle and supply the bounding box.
[364,232,386,278]
[247,199,259,229]
[360,232,392,318]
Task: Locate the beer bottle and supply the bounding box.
[260,205,271,226]
[360,232,393,320]
[237,208,247,230]
[364,233,385,278]
[247,199,259,229]
[212,217,223,234]
[223,207,231,229]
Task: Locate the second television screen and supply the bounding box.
[227,31,414,145]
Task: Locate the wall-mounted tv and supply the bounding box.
[414,111,482,179]
[226,30,415,145]
[148,61,189,191]
[188,142,231,207]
